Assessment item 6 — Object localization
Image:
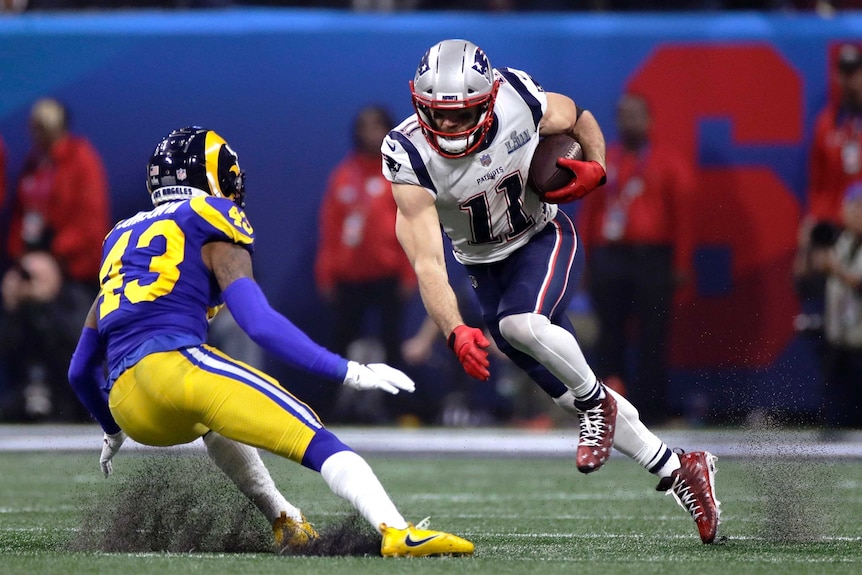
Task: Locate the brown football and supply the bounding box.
[528,134,583,197]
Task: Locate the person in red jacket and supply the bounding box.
[794,43,862,341]
[577,92,695,426]
[314,105,417,423]
[0,97,110,421]
[806,43,862,229]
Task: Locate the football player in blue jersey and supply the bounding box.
[67,126,473,557]
[383,39,720,544]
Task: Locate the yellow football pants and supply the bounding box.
[109,345,320,464]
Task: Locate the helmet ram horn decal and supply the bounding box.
[147,126,246,208]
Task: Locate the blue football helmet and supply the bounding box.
[147,126,246,208]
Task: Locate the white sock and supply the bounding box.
[320,450,407,531]
[203,432,302,524]
[652,450,682,479]
[498,312,599,401]
[605,388,680,475]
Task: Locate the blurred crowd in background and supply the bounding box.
[1,0,860,13]
[1,6,861,436]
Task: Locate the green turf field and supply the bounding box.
[1,449,860,575]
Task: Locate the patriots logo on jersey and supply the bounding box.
[384,155,401,177]
[525,72,544,92]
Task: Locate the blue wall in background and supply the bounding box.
[2,9,860,417]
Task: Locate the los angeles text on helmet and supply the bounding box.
[150,185,207,206]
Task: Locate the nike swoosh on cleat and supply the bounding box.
[404,534,440,547]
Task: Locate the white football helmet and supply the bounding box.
[410,39,500,158]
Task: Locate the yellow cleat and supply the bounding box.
[272,511,319,548]
[379,522,474,557]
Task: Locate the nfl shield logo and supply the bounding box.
[176,168,187,181]
[480,154,492,167]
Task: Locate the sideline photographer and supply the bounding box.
[797,183,862,432]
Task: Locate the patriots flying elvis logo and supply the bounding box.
[472,49,490,78]
[384,155,401,177]
[417,51,430,76]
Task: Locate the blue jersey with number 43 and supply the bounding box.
[96,195,254,384]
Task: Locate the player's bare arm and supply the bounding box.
[540,92,606,170]
[392,182,464,337]
[203,240,254,291]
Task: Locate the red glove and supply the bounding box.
[542,158,607,204]
[447,325,491,381]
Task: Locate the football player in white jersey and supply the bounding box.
[383,39,721,544]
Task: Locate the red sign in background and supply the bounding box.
[629,45,803,369]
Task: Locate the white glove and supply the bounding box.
[100,430,127,478]
[343,361,416,395]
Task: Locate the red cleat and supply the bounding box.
[656,451,721,544]
[575,390,617,473]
